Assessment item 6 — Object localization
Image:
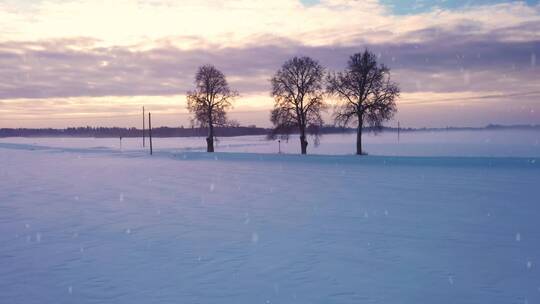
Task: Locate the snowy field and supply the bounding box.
[1,129,539,157]
[1,130,540,303]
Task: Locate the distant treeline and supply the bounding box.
[395,124,540,132]
[0,126,268,138]
[0,124,538,138]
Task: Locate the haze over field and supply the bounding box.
[1,129,539,157]
[0,0,539,128]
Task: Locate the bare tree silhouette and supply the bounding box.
[187,65,238,152]
[327,50,399,155]
[270,56,327,155]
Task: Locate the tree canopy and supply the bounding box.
[270,56,327,154]
[327,50,399,154]
[187,65,238,152]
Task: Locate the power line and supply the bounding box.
[0,109,271,121]
[402,90,540,105]
[1,113,142,121]
[2,90,539,121]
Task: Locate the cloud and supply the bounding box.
[0,1,538,47]
[0,0,539,127]
[0,27,538,99]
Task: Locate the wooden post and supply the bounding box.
[148,112,153,155]
[142,106,146,148]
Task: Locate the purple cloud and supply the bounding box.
[0,23,539,100]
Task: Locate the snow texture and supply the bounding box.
[0,131,539,303]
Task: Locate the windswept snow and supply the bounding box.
[0,132,539,303]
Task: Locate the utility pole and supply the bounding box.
[148,112,153,155]
[398,121,400,143]
[142,106,146,148]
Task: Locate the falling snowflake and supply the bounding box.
[463,70,470,85]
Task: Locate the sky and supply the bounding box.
[0,0,539,128]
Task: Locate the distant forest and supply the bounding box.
[0,124,538,138]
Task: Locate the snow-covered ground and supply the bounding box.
[1,130,539,303]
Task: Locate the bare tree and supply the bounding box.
[327,50,399,155]
[187,65,238,152]
[270,56,326,154]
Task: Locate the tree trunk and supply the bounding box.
[356,118,363,155]
[207,123,215,152]
[300,129,308,155]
